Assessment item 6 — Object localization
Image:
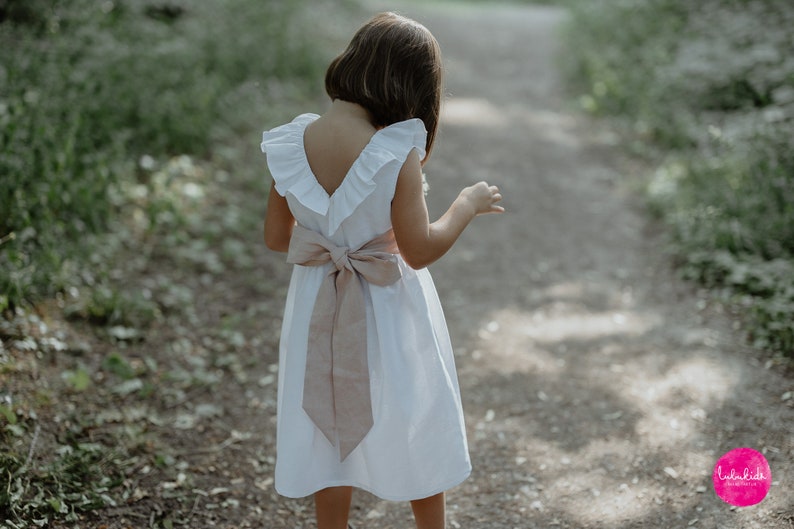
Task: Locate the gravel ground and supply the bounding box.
[343,2,794,528]
[44,1,790,528]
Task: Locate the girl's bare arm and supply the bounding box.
[391,149,503,269]
[264,180,295,252]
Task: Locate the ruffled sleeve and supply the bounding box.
[261,113,329,216]
[369,118,427,162]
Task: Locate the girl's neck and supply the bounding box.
[329,99,374,124]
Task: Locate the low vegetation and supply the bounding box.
[564,0,794,355]
[0,0,318,311]
[1,0,328,525]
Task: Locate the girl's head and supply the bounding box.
[325,12,443,162]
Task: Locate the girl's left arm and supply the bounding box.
[264,180,295,252]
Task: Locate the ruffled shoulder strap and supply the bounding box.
[260,113,329,215]
[370,118,427,161]
[261,114,427,234]
[326,118,427,233]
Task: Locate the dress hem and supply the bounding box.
[274,466,472,502]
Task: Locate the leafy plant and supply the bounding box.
[565,0,794,355]
[61,367,92,392]
[0,0,323,311]
[1,423,127,525]
[0,1,326,526]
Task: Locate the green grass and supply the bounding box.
[0,0,323,313]
[563,0,794,356]
[0,0,328,525]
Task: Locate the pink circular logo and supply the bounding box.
[712,447,771,506]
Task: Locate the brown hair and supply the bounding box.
[325,12,443,162]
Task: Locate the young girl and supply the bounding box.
[262,12,503,529]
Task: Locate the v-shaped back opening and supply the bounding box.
[302,120,380,199]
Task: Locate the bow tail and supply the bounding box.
[302,275,339,447]
[333,270,374,460]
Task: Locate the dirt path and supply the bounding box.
[344,2,793,528]
[6,0,794,529]
[59,2,790,528]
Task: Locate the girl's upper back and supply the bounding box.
[260,108,427,247]
[303,102,379,197]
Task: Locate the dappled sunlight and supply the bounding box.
[472,315,565,376]
[458,274,756,526]
[559,477,666,525]
[514,106,581,148]
[645,356,740,407]
[441,96,582,148]
[628,356,741,448]
[633,407,699,449]
[442,97,508,128]
[520,309,657,342]
[473,281,660,345]
[624,355,741,455]
[506,436,669,525]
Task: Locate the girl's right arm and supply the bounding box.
[391,149,503,269]
[264,180,295,252]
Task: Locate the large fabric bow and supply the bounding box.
[287,225,402,460]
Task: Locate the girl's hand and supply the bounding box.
[459,181,505,216]
[391,150,504,269]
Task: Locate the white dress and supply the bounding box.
[261,113,471,501]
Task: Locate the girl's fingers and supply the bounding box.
[489,185,503,204]
[491,185,503,211]
[470,182,504,213]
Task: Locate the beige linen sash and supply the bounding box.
[287,225,402,460]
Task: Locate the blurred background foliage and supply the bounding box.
[564,0,794,355]
[0,0,323,313]
[0,0,330,523]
